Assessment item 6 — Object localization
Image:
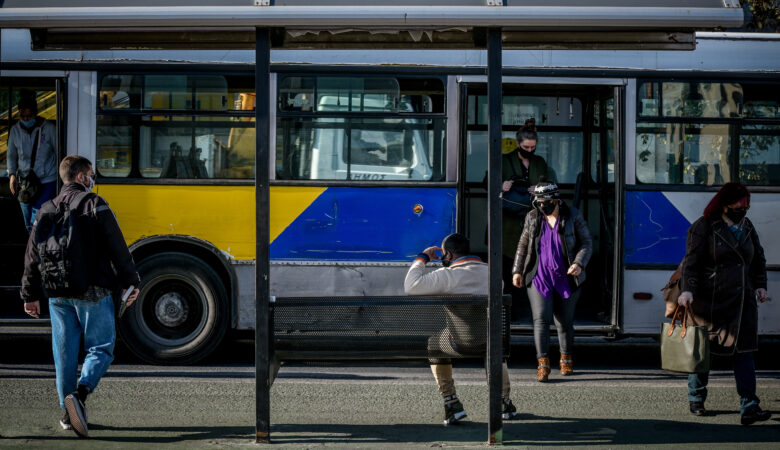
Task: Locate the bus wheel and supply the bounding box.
[118,252,228,365]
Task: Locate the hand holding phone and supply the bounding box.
[119,285,135,318]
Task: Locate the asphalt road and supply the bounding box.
[1,335,779,448]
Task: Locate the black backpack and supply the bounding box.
[34,191,94,297]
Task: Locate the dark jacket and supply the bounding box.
[21,182,140,303]
[501,150,550,258]
[681,216,767,355]
[512,202,592,289]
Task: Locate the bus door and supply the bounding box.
[459,81,619,335]
[0,76,64,321]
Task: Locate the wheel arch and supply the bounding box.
[129,235,237,329]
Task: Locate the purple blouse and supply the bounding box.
[532,218,573,300]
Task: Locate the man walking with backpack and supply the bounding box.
[21,155,140,438]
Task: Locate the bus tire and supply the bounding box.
[118,252,229,365]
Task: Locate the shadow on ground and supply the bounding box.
[13,416,778,446]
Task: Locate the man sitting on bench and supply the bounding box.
[404,233,520,426]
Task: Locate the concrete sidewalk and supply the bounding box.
[1,364,779,448]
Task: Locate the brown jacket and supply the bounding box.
[681,216,767,355]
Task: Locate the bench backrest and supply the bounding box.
[272,295,511,361]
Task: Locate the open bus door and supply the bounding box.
[460,80,620,337]
[0,76,65,322]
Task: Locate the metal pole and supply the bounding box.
[486,26,503,446]
[255,27,271,445]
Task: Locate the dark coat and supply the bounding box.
[21,182,140,303]
[501,150,550,257]
[681,216,767,355]
[512,202,592,289]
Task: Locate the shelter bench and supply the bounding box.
[272,295,511,362]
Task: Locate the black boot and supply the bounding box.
[741,405,771,426]
[689,401,706,416]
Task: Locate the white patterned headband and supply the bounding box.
[533,183,559,200]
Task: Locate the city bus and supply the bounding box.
[2,27,779,364]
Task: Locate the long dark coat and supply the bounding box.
[681,216,767,355]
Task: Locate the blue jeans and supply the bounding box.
[49,295,116,409]
[20,181,57,232]
[688,351,760,414]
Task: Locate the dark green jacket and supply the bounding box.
[501,150,550,257]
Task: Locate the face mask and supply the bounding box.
[517,147,534,160]
[725,207,747,223]
[20,118,36,128]
[83,175,95,193]
[538,200,557,216]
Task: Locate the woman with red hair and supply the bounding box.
[678,182,771,425]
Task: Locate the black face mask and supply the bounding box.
[538,201,557,216]
[517,147,534,160]
[725,207,747,223]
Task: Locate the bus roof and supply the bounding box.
[0,1,743,50]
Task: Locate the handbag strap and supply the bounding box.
[668,305,689,338]
[28,125,41,171]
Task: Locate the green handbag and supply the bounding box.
[660,305,710,374]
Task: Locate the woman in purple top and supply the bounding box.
[511,182,592,382]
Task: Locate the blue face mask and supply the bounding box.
[20,118,36,128]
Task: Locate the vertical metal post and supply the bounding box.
[255,27,271,445]
[486,27,503,446]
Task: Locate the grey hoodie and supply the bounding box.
[7,119,58,184]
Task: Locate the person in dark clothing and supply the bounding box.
[678,182,771,425]
[21,155,140,438]
[512,182,592,382]
[502,118,552,321]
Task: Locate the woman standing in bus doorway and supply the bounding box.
[502,118,551,320]
[512,182,592,382]
[678,182,771,425]
[8,92,58,232]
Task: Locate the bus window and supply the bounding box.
[276,75,446,181]
[638,81,742,119]
[277,116,440,181]
[740,84,780,186]
[96,117,132,178]
[662,82,742,118]
[638,82,660,117]
[97,73,255,179]
[740,125,780,186]
[465,94,583,184]
[636,123,732,185]
[100,74,142,109]
[138,118,255,179]
[636,81,780,186]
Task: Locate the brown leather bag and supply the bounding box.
[661,260,684,319]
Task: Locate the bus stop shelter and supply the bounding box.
[0,0,743,445]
